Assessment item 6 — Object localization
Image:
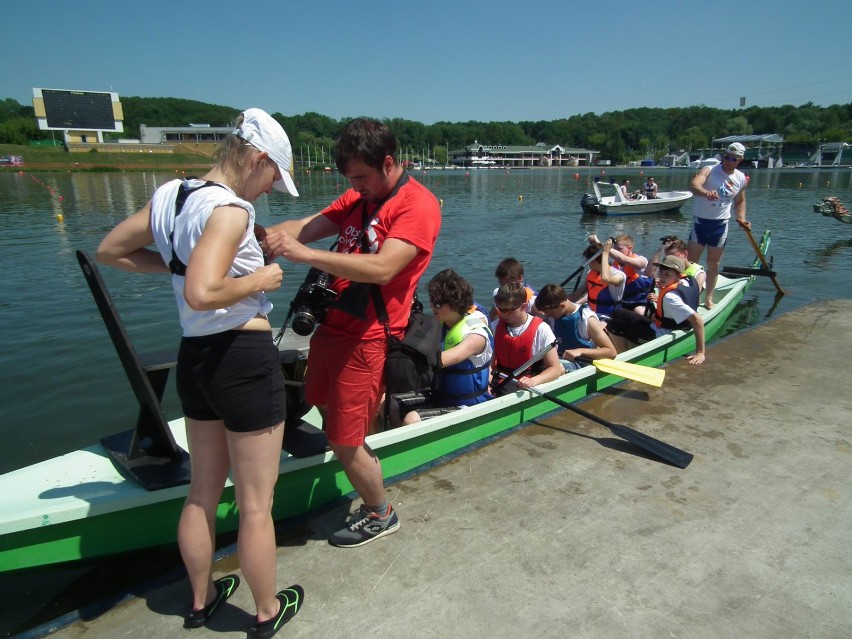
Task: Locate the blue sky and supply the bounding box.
[4,0,851,124]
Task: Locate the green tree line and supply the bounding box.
[2,96,850,163]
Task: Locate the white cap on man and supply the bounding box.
[725,142,746,158]
[233,108,299,196]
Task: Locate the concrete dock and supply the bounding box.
[45,301,852,638]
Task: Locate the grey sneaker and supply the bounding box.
[329,504,400,547]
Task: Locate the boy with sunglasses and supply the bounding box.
[490,282,563,392]
[396,269,493,426]
[688,142,751,309]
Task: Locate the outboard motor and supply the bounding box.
[580,193,599,215]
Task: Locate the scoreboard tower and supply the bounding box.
[32,88,124,145]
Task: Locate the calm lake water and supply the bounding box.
[1,166,851,635]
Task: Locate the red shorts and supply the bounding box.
[305,328,386,447]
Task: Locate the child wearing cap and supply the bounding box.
[688,141,751,309]
[606,255,706,365]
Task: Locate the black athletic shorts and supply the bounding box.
[177,330,286,432]
[605,308,656,345]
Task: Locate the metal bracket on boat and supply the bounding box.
[76,250,191,491]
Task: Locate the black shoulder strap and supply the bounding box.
[357,172,414,335]
[355,172,409,253]
[168,179,227,276]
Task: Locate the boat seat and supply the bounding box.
[76,250,190,491]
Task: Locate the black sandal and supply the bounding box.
[184,574,241,629]
[251,585,305,638]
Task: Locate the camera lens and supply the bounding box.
[291,310,317,336]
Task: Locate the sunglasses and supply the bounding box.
[723,155,741,162]
[496,305,521,313]
[536,304,559,312]
[429,298,444,309]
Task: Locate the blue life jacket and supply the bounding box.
[436,313,493,406]
[551,305,595,351]
[622,274,654,306]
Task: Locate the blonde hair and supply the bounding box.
[213,113,265,195]
[613,234,634,248]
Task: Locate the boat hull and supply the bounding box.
[586,191,693,216]
[0,236,768,572]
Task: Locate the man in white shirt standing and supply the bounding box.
[688,142,751,309]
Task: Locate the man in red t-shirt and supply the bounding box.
[265,118,441,547]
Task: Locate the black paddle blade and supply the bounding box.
[606,422,693,469]
[527,387,694,469]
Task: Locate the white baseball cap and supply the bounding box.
[725,142,746,158]
[233,108,299,196]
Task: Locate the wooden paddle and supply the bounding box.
[523,385,693,469]
[588,358,665,387]
[743,226,785,296]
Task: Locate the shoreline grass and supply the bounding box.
[0,143,215,173]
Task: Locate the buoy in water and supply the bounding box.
[518,195,523,202]
[439,198,443,207]
[56,213,64,222]
[574,173,579,179]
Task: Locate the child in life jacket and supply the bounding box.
[399,269,494,425]
[589,233,654,312]
[634,236,706,316]
[534,283,617,371]
[572,239,626,321]
[606,256,706,365]
[490,282,563,393]
[488,257,538,322]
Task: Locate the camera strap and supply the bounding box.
[345,171,415,337]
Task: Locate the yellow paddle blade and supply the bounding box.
[591,359,665,387]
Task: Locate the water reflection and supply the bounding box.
[1,167,851,636]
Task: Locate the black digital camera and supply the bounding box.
[289,268,338,336]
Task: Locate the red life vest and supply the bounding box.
[493,316,543,375]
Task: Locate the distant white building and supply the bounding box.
[139,124,232,144]
[449,141,596,168]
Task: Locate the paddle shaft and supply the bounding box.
[743,226,785,295]
[560,250,602,287]
[524,386,693,469]
[492,340,558,393]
